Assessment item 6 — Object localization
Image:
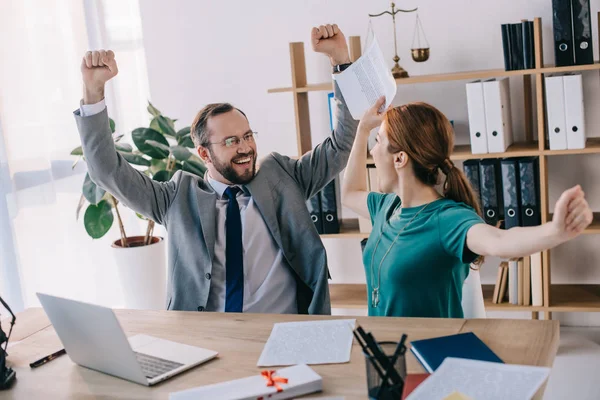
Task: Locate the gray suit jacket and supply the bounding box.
[74,82,358,314]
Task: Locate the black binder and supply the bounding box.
[509,23,524,70]
[479,159,504,227]
[552,0,575,66]
[306,194,323,234]
[522,21,534,69]
[462,160,482,210]
[571,0,594,65]
[500,159,522,229]
[320,178,340,234]
[518,157,541,227]
[501,24,513,70]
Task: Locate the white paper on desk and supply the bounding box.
[406,358,551,400]
[169,364,322,400]
[333,33,396,120]
[257,319,355,367]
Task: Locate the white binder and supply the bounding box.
[545,75,568,150]
[563,74,586,149]
[466,80,489,154]
[483,78,513,153]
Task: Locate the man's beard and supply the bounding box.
[211,150,257,184]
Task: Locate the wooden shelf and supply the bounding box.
[330,284,368,309]
[452,142,540,161]
[365,142,540,166]
[547,212,600,234]
[548,284,600,312]
[541,61,600,74]
[268,62,600,94]
[330,283,545,312]
[543,137,600,156]
[481,285,545,312]
[320,218,370,239]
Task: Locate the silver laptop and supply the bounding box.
[36,292,218,386]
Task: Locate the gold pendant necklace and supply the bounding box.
[369,200,433,308]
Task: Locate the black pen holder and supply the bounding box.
[363,341,407,400]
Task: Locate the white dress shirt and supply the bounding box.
[80,100,298,314]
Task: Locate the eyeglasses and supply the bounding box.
[206,131,258,148]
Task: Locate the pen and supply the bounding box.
[364,332,403,386]
[29,348,66,368]
[352,329,389,385]
[375,333,408,398]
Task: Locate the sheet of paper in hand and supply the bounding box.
[333,32,397,120]
[257,319,356,367]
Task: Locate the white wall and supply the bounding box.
[137,0,600,323]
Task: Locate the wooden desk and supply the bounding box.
[2,308,559,399]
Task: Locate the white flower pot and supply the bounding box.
[111,236,167,310]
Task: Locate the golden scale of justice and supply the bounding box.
[369,2,430,78]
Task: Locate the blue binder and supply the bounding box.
[410,332,504,373]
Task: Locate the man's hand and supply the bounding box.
[311,24,351,67]
[80,50,118,104]
[551,185,593,241]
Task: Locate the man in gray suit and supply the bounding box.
[75,24,358,315]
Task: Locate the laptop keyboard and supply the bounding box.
[134,352,184,379]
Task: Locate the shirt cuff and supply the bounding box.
[79,99,106,117]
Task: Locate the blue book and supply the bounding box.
[410,332,503,373]
[327,92,336,131]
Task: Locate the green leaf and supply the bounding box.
[149,118,160,133]
[136,212,148,220]
[150,159,168,175]
[71,146,83,156]
[115,143,133,152]
[171,145,192,162]
[176,126,191,138]
[109,118,116,133]
[155,116,177,136]
[82,173,106,205]
[113,133,125,142]
[145,139,171,154]
[178,134,195,148]
[132,128,170,159]
[152,170,172,182]
[147,101,162,117]
[84,200,114,239]
[119,151,151,166]
[182,159,207,177]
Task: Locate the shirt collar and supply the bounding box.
[207,174,249,199]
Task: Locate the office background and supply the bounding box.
[1,0,599,325]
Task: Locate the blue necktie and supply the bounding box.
[223,186,244,312]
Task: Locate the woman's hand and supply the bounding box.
[551,185,593,241]
[357,96,387,134]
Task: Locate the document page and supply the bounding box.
[407,357,551,400]
[334,34,397,119]
[257,319,356,367]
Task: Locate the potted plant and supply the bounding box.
[71,102,206,309]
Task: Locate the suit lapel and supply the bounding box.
[195,178,218,263]
[245,174,284,252]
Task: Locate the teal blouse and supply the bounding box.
[363,193,484,318]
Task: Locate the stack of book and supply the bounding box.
[463,157,541,230]
[501,21,535,71]
[491,255,543,306]
[545,73,586,150]
[551,0,594,67]
[465,78,513,154]
[306,177,341,234]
